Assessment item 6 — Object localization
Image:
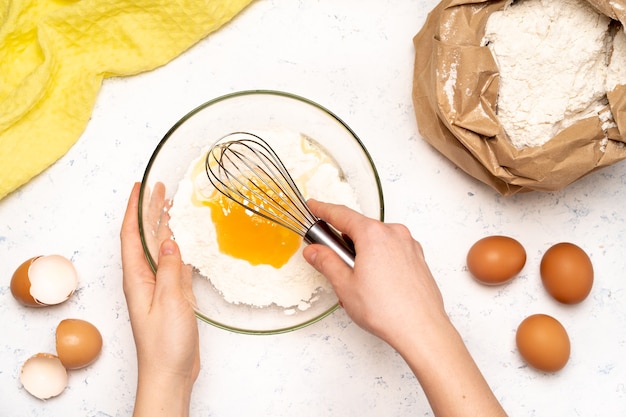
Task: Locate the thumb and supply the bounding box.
[303,244,352,289]
[154,239,184,302]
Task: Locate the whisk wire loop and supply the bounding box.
[205,132,356,268]
[206,133,316,236]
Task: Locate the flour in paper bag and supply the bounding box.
[482,0,626,149]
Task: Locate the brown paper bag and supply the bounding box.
[412,0,626,195]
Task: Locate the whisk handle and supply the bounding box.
[304,220,355,268]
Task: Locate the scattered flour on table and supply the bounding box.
[168,129,360,310]
[481,0,626,149]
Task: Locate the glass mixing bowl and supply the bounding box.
[139,90,384,334]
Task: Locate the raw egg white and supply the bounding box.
[10,255,78,307]
[20,353,68,400]
[466,235,526,285]
[540,242,593,304]
[56,319,103,369]
[516,314,570,372]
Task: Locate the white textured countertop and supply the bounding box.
[2,1,625,416]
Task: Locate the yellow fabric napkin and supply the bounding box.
[0,0,253,200]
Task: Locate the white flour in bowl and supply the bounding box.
[482,0,625,149]
[168,129,360,310]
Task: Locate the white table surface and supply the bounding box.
[2,1,625,416]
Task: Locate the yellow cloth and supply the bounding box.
[0,0,253,199]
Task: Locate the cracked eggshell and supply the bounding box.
[20,353,68,400]
[10,255,78,307]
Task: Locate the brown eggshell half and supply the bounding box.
[20,353,68,400]
[10,255,78,307]
[10,256,43,307]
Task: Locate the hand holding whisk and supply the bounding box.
[205,132,356,268]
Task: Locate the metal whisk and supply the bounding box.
[205,132,355,268]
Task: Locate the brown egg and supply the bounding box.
[10,255,78,307]
[55,319,103,369]
[466,235,526,285]
[540,242,593,304]
[516,314,570,372]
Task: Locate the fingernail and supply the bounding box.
[304,247,318,264]
[160,239,176,256]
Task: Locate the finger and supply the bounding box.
[180,263,198,308]
[307,199,370,239]
[145,182,166,229]
[121,183,156,310]
[149,182,174,242]
[153,239,186,306]
[142,182,173,257]
[303,244,353,292]
[120,182,141,247]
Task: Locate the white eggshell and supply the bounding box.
[20,353,68,400]
[28,255,78,305]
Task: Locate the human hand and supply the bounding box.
[141,180,175,260]
[302,199,448,349]
[302,199,507,417]
[121,183,200,417]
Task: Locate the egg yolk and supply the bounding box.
[204,188,301,268]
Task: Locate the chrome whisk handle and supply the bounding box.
[304,220,355,268]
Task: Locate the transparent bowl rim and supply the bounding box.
[139,89,385,334]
